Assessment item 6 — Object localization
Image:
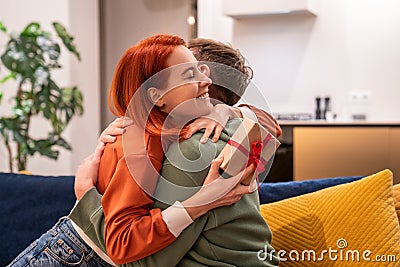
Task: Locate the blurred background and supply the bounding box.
[0,0,399,181]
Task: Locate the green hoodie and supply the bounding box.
[69,119,279,267]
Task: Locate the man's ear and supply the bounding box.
[147,87,165,107]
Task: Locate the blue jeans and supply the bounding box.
[7,217,113,267]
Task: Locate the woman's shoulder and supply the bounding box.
[103,135,124,159]
[120,124,149,156]
[101,123,152,159]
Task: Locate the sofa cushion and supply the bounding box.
[259,175,363,204]
[0,172,75,266]
[260,169,400,266]
[393,183,400,222]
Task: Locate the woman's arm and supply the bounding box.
[100,152,176,264]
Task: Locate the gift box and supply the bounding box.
[219,118,281,181]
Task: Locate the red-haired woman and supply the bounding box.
[8,34,255,267]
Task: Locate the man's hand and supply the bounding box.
[184,104,238,143]
[74,142,105,200]
[182,156,256,220]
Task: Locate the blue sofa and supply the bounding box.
[0,172,362,266]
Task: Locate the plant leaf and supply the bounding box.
[0,118,12,144]
[0,38,43,77]
[0,72,16,84]
[58,86,84,125]
[33,66,50,87]
[28,139,59,159]
[9,118,28,143]
[49,133,72,150]
[21,22,41,37]
[52,22,81,61]
[0,21,7,33]
[28,133,72,160]
[36,36,60,62]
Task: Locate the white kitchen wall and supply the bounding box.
[101,0,190,126]
[197,0,233,43]
[198,0,400,122]
[0,0,100,174]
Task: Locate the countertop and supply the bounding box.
[278,120,400,127]
[276,120,400,144]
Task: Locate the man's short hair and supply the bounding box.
[188,38,253,106]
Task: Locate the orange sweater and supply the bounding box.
[97,127,176,264]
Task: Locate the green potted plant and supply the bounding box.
[0,21,84,172]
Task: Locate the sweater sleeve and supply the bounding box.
[101,154,176,264]
[238,104,282,138]
[68,187,107,253]
[161,201,193,237]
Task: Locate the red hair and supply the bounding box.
[108,34,186,136]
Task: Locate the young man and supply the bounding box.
[70,38,281,266]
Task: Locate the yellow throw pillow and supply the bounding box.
[392,183,400,223]
[260,169,400,266]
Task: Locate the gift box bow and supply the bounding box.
[227,133,274,174]
[219,118,281,179]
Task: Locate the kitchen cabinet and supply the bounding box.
[292,126,399,184]
[222,0,319,18]
[389,128,400,183]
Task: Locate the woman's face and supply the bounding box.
[157,45,213,122]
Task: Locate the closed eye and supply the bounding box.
[182,67,195,80]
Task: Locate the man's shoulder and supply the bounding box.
[164,118,243,167]
[165,133,218,165]
[224,118,242,136]
[170,119,243,156]
[175,133,203,159]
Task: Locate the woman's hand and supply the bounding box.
[99,117,133,144]
[184,104,240,143]
[182,156,256,220]
[74,142,105,200]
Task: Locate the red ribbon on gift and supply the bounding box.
[248,142,264,171]
[227,133,272,173]
[227,133,273,191]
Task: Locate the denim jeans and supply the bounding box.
[7,217,113,267]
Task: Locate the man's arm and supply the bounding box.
[69,188,107,253]
[237,104,282,138]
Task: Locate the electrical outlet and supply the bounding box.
[349,91,369,102]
